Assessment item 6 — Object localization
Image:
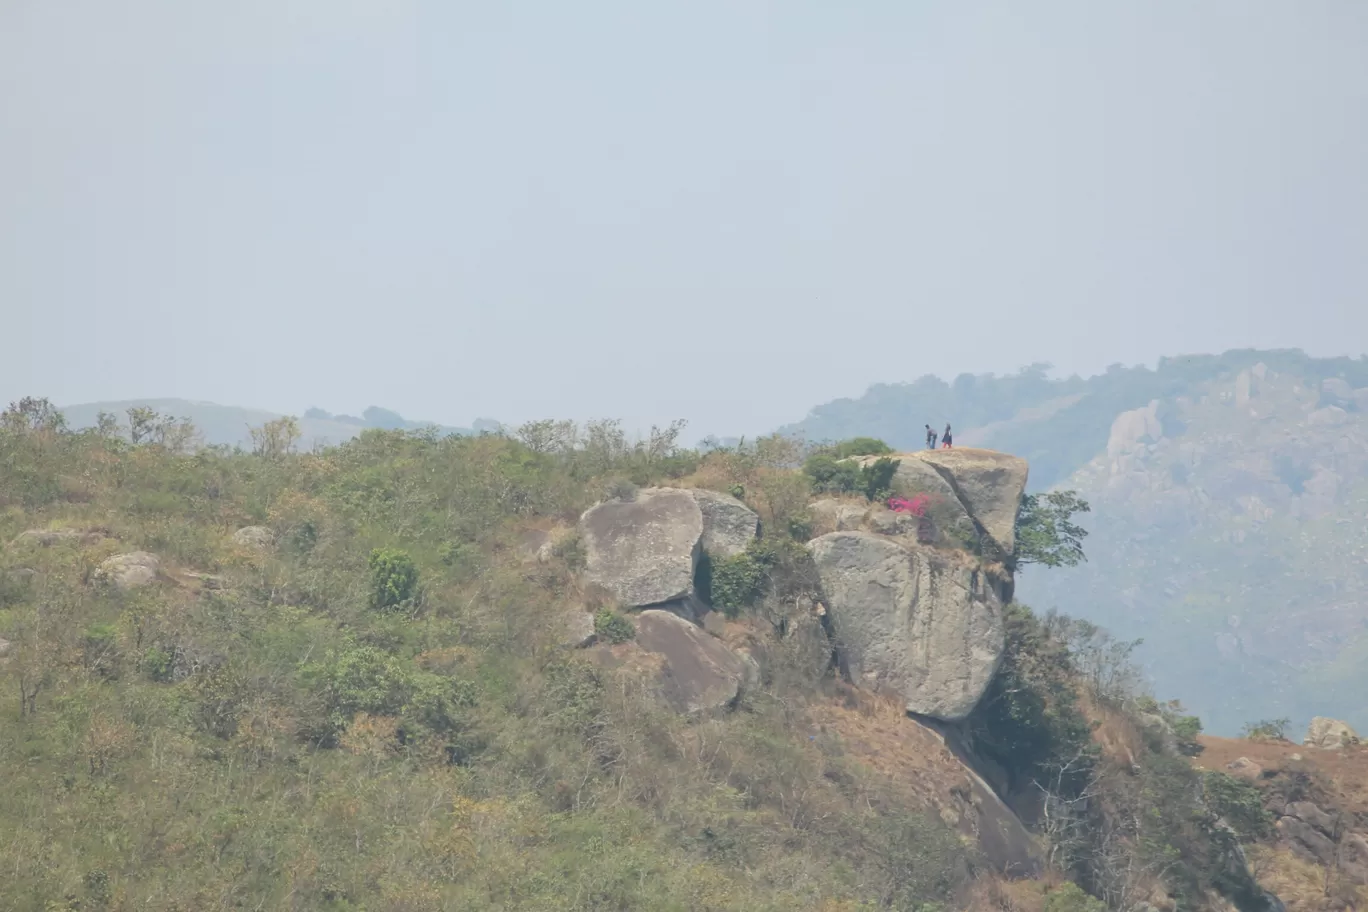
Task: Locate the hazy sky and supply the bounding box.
[3,1,1366,437]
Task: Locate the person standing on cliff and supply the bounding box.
[925,424,937,448]
[941,423,953,448]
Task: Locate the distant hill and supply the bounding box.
[57,399,477,450]
[783,348,1368,735]
[779,349,1368,491]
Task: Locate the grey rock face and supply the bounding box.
[579,488,703,608]
[808,531,1004,720]
[231,526,276,549]
[634,609,751,714]
[95,552,161,590]
[11,529,105,548]
[689,489,759,559]
[907,449,1030,558]
[809,499,868,534]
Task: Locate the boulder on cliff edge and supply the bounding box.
[857,448,1028,559]
[808,531,1004,721]
[579,488,703,608]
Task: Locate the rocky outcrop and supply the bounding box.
[592,609,753,714]
[94,552,161,590]
[809,499,868,534]
[808,531,1004,720]
[560,609,597,648]
[860,448,1029,559]
[1304,716,1359,749]
[11,529,106,548]
[689,489,759,558]
[0,636,11,659]
[579,488,703,608]
[231,526,275,549]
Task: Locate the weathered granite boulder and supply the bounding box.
[689,489,759,558]
[94,552,161,590]
[809,499,868,535]
[0,636,11,659]
[561,609,597,648]
[1304,716,1359,749]
[856,448,1029,558]
[626,609,752,713]
[908,449,1029,558]
[231,526,275,549]
[1226,757,1263,780]
[808,531,1004,720]
[11,529,106,548]
[579,488,703,607]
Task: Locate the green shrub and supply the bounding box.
[593,609,635,644]
[1169,710,1204,756]
[709,552,766,617]
[368,547,418,610]
[1202,771,1273,840]
[1242,717,1290,741]
[802,453,862,494]
[829,437,893,459]
[1044,882,1105,912]
[858,456,899,501]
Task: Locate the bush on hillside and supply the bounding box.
[802,452,901,502]
[593,609,635,644]
[368,547,419,611]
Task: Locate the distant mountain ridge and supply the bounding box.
[57,398,482,450]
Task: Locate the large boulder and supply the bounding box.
[0,636,11,659]
[1304,716,1359,749]
[689,489,759,558]
[634,609,752,713]
[808,531,1004,720]
[857,448,1029,558]
[231,526,275,550]
[906,449,1029,558]
[579,488,703,608]
[11,529,105,548]
[94,552,161,590]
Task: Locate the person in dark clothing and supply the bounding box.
[925,424,937,449]
[941,423,953,448]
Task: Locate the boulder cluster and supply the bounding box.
[569,448,1030,722]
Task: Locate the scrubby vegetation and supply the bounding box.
[0,407,1283,910]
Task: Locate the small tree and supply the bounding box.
[249,416,301,460]
[1,397,66,435]
[1014,490,1090,570]
[368,548,418,611]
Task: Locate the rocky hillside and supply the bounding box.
[0,404,1304,909]
[1021,363,1368,737]
[782,350,1368,737]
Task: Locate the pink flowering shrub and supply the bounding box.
[887,494,930,516]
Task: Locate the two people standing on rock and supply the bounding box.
[924,423,953,449]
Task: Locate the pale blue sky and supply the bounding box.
[3,1,1366,437]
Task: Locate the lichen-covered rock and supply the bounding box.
[1225,757,1263,779]
[0,637,11,658]
[231,526,275,549]
[809,499,868,535]
[633,609,751,713]
[1304,716,1359,749]
[579,488,703,607]
[904,449,1030,558]
[95,552,161,590]
[689,489,759,558]
[856,448,1029,558]
[808,531,1004,720]
[11,529,105,548]
[561,609,597,648]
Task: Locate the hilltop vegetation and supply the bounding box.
[56,398,483,452]
[0,400,1288,910]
